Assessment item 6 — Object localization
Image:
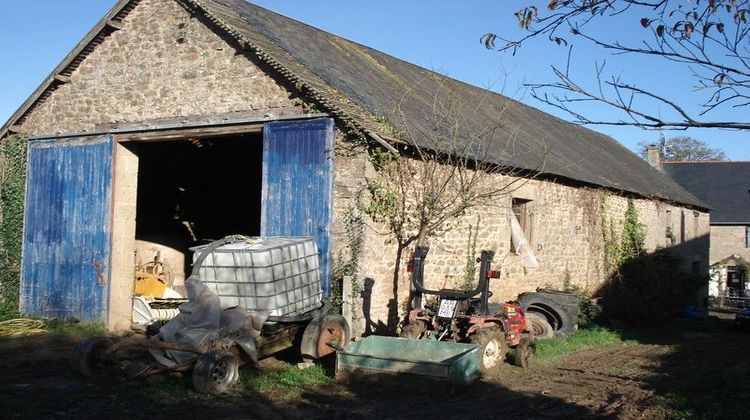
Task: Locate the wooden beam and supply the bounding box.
[114,123,263,142]
[105,20,124,31]
[53,74,72,84]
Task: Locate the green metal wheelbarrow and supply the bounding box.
[335,336,481,386]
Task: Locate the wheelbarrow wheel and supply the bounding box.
[192,349,240,395]
[301,314,350,360]
[71,337,114,378]
[513,337,536,369]
[470,329,506,374]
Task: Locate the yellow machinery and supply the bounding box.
[132,254,186,326]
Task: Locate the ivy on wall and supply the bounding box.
[0,136,27,319]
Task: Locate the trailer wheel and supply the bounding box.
[470,329,506,374]
[192,349,239,395]
[513,337,536,369]
[301,314,350,360]
[525,312,554,339]
[399,322,427,340]
[71,337,114,378]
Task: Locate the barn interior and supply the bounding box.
[126,133,263,285]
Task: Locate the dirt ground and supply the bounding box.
[1,312,747,419]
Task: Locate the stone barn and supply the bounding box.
[0,0,709,332]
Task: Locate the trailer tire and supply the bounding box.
[399,322,427,340]
[470,329,506,374]
[513,337,536,369]
[301,314,350,360]
[71,337,114,378]
[192,349,239,395]
[517,293,576,338]
[524,312,554,339]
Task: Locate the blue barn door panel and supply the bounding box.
[21,136,113,321]
[262,118,334,295]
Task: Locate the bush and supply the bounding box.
[0,136,26,320]
[594,250,706,326]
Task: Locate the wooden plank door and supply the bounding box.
[262,118,334,294]
[21,136,113,321]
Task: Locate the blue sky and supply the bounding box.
[1,0,747,159]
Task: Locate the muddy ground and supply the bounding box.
[1,312,747,419]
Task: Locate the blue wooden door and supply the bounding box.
[21,136,113,321]
[262,118,334,294]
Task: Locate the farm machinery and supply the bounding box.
[400,247,535,373]
[71,236,349,394]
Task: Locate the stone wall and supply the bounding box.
[19,0,299,136]
[9,0,710,334]
[345,156,711,336]
[711,225,750,264]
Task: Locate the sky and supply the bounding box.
[0,0,747,160]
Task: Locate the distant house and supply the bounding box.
[661,160,750,297]
[0,0,709,332]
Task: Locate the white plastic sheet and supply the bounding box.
[509,214,540,268]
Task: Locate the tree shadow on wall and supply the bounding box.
[593,235,710,327]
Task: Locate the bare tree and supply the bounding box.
[636,135,726,160]
[362,82,547,327]
[481,0,750,131]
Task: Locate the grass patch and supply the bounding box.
[43,319,107,337]
[655,361,750,419]
[533,324,629,362]
[240,364,332,395]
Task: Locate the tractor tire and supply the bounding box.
[470,329,506,374]
[399,322,427,340]
[534,289,581,316]
[524,312,554,339]
[71,337,114,378]
[513,337,536,369]
[517,293,576,338]
[192,349,240,394]
[300,314,350,360]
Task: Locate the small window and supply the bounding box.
[692,261,700,274]
[680,211,686,243]
[511,198,532,242]
[665,209,674,245]
[746,226,750,248]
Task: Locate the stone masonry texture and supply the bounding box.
[11,0,710,334]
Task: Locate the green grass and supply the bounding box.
[43,319,107,337]
[239,364,332,395]
[533,324,630,362]
[654,361,750,419]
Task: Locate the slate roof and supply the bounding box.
[662,161,750,223]
[0,0,707,209]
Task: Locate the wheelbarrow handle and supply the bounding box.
[326,342,345,353]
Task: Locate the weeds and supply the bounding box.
[239,364,332,396]
[532,324,629,362]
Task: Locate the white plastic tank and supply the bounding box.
[191,237,322,316]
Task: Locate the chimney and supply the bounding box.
[646,144,662,171]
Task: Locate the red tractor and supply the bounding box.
[400,247,535,373]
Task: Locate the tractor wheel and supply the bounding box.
[513,337,536,369]
[470,329,506,374]
[192,349,240,394]
[517,293,576,338]
[399,322,427,340]
[525,312,554,339]
[300,314,350,360]
[71,337,114,378]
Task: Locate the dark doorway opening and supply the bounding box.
[128,133,263,281]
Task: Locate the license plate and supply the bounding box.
[437,299,458,318]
